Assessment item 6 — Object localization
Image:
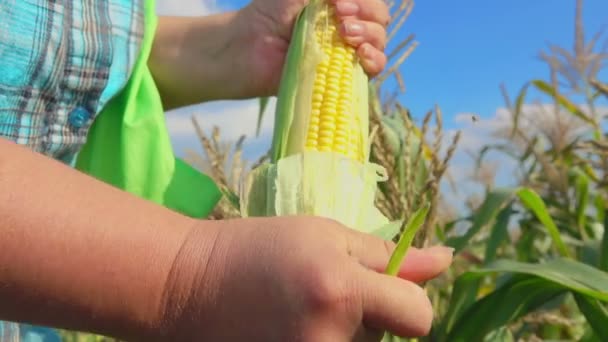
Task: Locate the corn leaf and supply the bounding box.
[218,184,240,211]
[475,145,519,170]
[601,206,608,272]
[483,327,515,342]
[574,293,608,340]
[484,205,513,264]
[590,78,608,98]
[435,222,447,242]
[581,161,600,182]
[270,6,310,162]
[574,170,590,238]
[385,203,430,276]
[483,259,608,300]
[515,227,538,262]
[446,276,565,341]
[380,205,430,342]
[256,97,270,137]
[516,187,572,258]
[595,195,605,227]
[437,272,484,340]
[580,240,602,267]
[381,333,407,342]
[447,258,608,341]
[446,188,515,253]
[519,136,539,163]
[531,80,595,126]
[510,82,530,138]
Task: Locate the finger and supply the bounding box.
[393,246,454,283]
[299,311,380,342]
[301,325,346,342]
[357,267,434,337]
[339,20,387,51]
[353,324,384,342]
[332,0,391,28]
[357,43,387,77]
[304,324,382,342]
[343,230,453,282]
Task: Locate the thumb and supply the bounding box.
[343,229,454,282]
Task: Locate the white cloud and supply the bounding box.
[451,103,607,155]
[156,0,220,16]
[443,103,608,191]
[166,98,276,140]
[434,102,608,222]
[165,98,277,161]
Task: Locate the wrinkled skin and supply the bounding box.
[162,216,453,341]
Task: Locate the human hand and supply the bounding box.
[159,216,453,341]
[240,0,390,96]
[151,0,389,107]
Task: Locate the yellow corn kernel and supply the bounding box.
[304,5,361,161]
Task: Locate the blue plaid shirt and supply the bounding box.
[0,0,144,164]
[0,0,145,340]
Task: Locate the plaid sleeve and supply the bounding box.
[0,0,144,164]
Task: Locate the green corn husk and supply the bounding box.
[239,0,390,233]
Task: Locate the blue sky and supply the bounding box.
[161,0,607,142]
[158,0,607,204]
[206,0,608,122]
[392,0,607,123]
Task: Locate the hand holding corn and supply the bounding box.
[0,130,451,342]
[243,0,390,95]
[0,0,453,340]
[160,217,454,341]
[150,0,390,107]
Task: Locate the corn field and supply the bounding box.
[61,0,607,340]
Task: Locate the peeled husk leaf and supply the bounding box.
[240,152,389,233]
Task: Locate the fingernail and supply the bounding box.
[342,21,364,36]
[335,1,359,16]
[361,43,374,58]
[364,57,377,71]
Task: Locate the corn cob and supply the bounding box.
[271,0,370,164]
[241,0,388,233]
[302,6,361,160]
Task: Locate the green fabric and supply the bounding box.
[75,0,221,218]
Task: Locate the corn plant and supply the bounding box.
[185,120,246,220]
[430,1,608,340]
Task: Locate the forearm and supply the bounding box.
[0,139,203,340]
[149,12,254,109]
